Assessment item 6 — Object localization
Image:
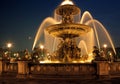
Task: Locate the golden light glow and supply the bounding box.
[7,43,12,48]
[40,45,44,49]
[61,0,74,5]
[103,44,107,48]
[39,60,60,64]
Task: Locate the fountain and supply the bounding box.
[32,0,116,63]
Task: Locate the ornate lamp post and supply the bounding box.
[40,45,44,50]
[7,43,12,49]
[103,44,107,49]
[7,43,12,60]
[40,45,44,57]
[103,44,107,60]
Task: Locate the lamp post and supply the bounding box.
[103,44,107,49]
[7,43,12,60]
[40,45,44,59]
[40,45,44,50]
[7,43,12,49]
[103,44,107,60]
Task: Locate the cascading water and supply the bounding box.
[32,17,58,50]
[78,40,88,56]
[85,19,116,54]
[79,11,116,55]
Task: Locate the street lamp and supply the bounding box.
[40,45,44,50]
[103,44,107,49]
[6,43,12,60]
[103,44,107,60]
[7,43,12,49]
[40,45,44,58]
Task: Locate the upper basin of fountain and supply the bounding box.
[45,23,91,39]
[55,5,80,16]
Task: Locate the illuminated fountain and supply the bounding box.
[32,0,116,63]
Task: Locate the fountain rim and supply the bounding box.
[45,23,91,38]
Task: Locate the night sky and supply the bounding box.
[0,0,120,51]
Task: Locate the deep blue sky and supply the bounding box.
[0,0,120,51]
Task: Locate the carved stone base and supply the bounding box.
[29,63,97,79]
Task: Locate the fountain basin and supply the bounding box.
[45,23,91,39]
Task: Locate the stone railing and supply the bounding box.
[1,60,120,79]
[109,62,120,77]
[0,60,18,74]
[28,63,97,79]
